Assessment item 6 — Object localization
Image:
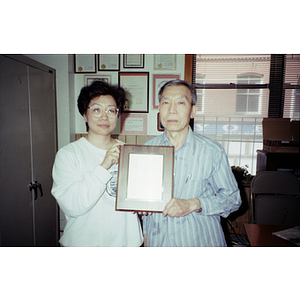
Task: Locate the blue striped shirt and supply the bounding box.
[142,127,241,246]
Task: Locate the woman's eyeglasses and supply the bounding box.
[87,106,119,118]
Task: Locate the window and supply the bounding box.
[283,54,300,120]
[196,75,204,113]
[236,74,263,114]
[292,76,300,119]
[192,54,271,175]
[190,54,300,175]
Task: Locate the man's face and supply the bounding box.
[159,85,197,134]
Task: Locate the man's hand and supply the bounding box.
[163,198,201,217]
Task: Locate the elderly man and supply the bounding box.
[142,80,241,246]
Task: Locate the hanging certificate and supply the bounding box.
[153,74,180,108]
[74,54,96,73]
[98,54,120,71]
[116,145,174,212]
[123,54,144,68]
[119,72,149,113]
[154,54,176,70]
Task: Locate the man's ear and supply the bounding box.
[190,105,197,119]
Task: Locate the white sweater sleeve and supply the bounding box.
[51,146,112,218]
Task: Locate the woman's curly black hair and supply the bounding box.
[77,80,126,116]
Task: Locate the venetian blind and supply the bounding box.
[193,54,271,118]
[283,54,300,120]
[190,54,299,174]
[191,54,272,174]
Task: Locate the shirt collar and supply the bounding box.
[162,126,196,153]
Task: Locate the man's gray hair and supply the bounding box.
[158,79,197,105]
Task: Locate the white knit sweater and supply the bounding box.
[51,138,143,247]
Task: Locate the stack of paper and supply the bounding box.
[272,226,300,246]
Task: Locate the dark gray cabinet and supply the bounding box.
[0,55,59,246]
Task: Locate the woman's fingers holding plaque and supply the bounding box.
[101,142,124,170]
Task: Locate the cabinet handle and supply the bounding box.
[28,181,43,200]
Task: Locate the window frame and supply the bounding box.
[184,54,300,175]
[185,54,300,120]
[195,74,205,114]
[236,73,264,115]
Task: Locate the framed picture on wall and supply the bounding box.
[123,54,144,68]
[74,54,96,73]
[84,75,112,85]
[120,113,147,135]
[157,113,165,132]
[98,54,120,71]
[154,54,176,70]
[119,72,149,113]
[153,74,180,108]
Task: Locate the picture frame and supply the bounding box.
[74,54,96,73]
[123,54,144,68]
[85,75,112,85]
[119,72,149,113]
[153,74,180,108]
[98,54,120,71]
[157,113,165,132]
[154,54,177,70]
[116,145,174,212]
[120,113,147,135]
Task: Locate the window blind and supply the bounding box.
[193,54,270,117]
[283,54,300,120]
[192,54,272,174]
[192,54,300,174]
[268,54,285,118]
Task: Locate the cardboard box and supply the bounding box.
[262,118,299,153]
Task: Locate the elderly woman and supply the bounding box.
[51,81,143,247]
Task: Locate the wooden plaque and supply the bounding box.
[116,145,174,212]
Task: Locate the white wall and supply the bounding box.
[25,54,185,147]
[74,54,185,136]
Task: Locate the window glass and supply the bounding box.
[193,54,271,175]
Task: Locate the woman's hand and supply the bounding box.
[100,142,124,170]
[136,211,152,216]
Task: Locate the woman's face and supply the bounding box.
[84,95,119,137]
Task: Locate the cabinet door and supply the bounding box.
[28,66,58,246]
[0,56,34,246]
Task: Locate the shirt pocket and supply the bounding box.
[184,179,205,199]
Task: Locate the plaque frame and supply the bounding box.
[116,145,174,212]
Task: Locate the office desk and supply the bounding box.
[244,224,296,247]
